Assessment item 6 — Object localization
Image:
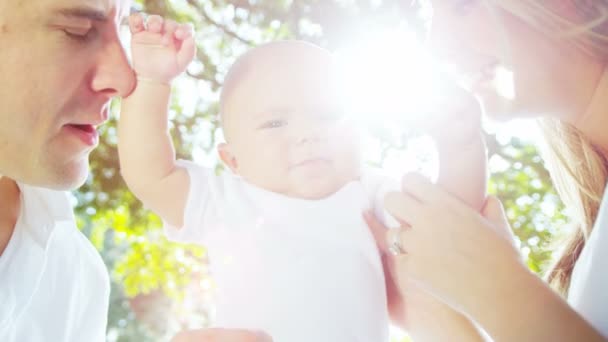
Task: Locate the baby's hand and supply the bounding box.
[419,81,483,146]
[129,13,196,84]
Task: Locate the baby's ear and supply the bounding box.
[218,143,239,173]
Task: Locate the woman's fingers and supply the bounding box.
[481,195,507,224]
[365,212,411,324]
[385,226,413,256]
[171,328,272,342]
[382,255,407,324]
[401,173,470,211]
[364,208,413,256]
[363,210,389,253]
[400,173,444,205]
[384,190,422,226]
[482,195,514,242]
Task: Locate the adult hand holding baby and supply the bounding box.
[366,188,520,339]
[369,179,519,309]
[171,328,273,342]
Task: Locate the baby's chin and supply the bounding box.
[287,176,357,200]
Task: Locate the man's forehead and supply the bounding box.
[40,0,131,21]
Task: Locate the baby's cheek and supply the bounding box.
[332,123,360,146]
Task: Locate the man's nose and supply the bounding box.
[90,39,136,98]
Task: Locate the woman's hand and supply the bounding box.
[366,244,487,341]
[171,328,272,342]
[370,173,522,314]
[365,186,493,341]
[391,173,520,311]
[368,173,607,341]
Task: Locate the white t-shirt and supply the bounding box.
[165,160,396,342]
[568,183,608,337]
[0,183,110,342]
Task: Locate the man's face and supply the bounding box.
[0,0,134,190]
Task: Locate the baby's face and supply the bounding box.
[220,45,361,199]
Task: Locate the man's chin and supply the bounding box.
[44,162,90,191]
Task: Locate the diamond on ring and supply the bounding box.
[388,229,407,256]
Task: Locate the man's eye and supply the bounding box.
[260,120,287,129]
[63,28,96,41]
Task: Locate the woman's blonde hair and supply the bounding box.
[537,119,607,295]
[490,0,608,296]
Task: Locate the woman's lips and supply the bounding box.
[452,63,498,93]
[63,124,99,146]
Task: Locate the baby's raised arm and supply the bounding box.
[428,85,487,211]
[119,14,196,227]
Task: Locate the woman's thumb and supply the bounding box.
[482,195,514,241]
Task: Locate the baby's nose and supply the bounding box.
[294,119,325,144]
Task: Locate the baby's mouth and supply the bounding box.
[290,158,331,170]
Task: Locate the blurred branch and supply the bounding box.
[187,70,221,90]
[185,0,255,46]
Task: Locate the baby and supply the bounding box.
[119,14,487,342]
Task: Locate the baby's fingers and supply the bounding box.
[162,19,178,46]
[146,15,164,33]
[175,23,194,40]
[176,26,196,69]
[128,13,145,34]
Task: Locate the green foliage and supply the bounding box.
[487,135,566,274]
[72,0,567,340]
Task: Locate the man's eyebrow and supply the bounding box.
[54,7,109,22]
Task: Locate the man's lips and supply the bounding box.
[63,123,99,146]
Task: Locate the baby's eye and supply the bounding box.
[317,109,345,121]
[259,119,287,129]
